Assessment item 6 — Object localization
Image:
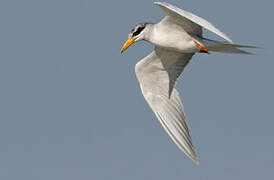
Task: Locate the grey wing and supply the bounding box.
[155,2,233,42]
[135,47,198,164]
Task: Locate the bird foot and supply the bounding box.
[193,40,209,54]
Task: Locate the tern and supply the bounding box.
[120,2,257,164]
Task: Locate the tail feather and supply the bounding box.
[195,36,259,54]
[208,43,255,54]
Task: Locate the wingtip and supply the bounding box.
[154,2,165,6]
[154,2,160,6]
[189,152,199,165]
[221,35,233,44]
[193,157,200,165]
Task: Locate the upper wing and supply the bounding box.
[135,47,198,164]
[155,2,233,42]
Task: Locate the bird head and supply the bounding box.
[120,23,148,54]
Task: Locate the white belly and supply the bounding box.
[149,24,198,53]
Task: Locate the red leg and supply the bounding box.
[193,40,209,54]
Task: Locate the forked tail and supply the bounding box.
[195,36,259,54]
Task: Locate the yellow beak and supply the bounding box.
[120,37,137,54]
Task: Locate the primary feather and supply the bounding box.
[155,2,233,42]
[135,47,198,164]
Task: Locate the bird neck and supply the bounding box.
[142,23,155,42]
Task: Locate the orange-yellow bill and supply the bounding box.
[120,37,137,54]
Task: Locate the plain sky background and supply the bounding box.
[0,0,273,179]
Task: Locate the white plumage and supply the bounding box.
[121,2,257,164]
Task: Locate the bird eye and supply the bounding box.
[132,26,145,37]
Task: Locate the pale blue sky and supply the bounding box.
[0,0,273,179]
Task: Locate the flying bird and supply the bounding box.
[120,2,257,164]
